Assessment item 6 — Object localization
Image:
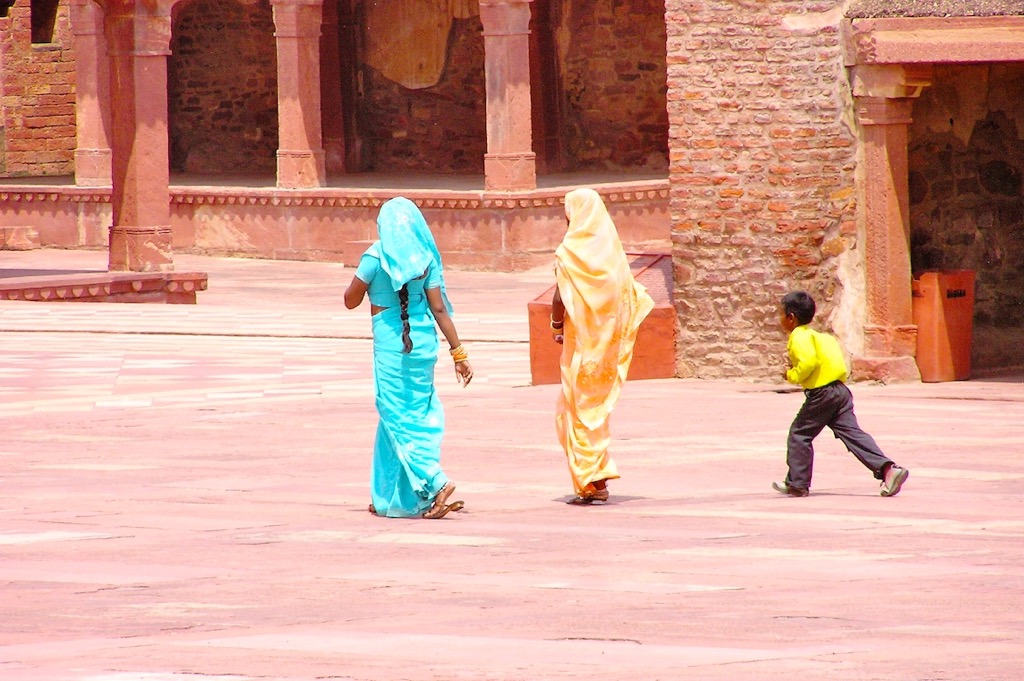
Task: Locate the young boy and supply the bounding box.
[774,291,909,498]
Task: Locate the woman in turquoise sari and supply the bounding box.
[344,197,473,519]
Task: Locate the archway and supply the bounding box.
[168,0,278,176]
[845,15,1024,380]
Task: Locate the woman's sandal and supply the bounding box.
[423,499,465,519]
[566,487,610,505]
[422,482,457,519]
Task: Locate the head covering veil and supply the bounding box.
[554,188,654,429]
[375,196,452,313]
[556,188,633,315]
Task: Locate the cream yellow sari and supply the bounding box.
[554,188,655,498]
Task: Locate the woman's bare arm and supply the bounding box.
[426,286,473,386]
[344,275,368,309]
[550,285,565,343]
[551,285,565,322]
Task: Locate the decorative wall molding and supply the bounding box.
[0,180,669,210]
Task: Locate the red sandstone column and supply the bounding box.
[319,0,345,174]
[272,0,326,188]
[71,0,112,187]
[849,65,931,382]
[104,1,173,272]
[853,96,919,381]
[479,0,537,191]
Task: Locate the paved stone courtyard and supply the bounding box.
[1,250,1022,681]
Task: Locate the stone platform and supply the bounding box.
[0,249,1022,681]
[527,253,677,384]
[0,267,208,304]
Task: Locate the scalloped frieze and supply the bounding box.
[0,184,667,209]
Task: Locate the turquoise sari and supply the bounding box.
[355,198,453,517]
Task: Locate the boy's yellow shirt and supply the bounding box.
[786,325,848,389]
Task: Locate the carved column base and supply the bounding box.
[851,355,921,383]
[485,152,537,191]
[109,225,173,272]
[863,323,917,356]
[75,148,112,186]
[851,323,921,382]
[277,149,326,189]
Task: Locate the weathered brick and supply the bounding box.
[1,3,75,175]
[667,0,857,379]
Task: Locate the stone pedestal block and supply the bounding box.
[1,226,40,250]
[527,254,676,385]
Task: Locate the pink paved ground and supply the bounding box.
[1,249,1022,681]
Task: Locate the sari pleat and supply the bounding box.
[370,302,448,517]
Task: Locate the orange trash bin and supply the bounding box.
[912,270,975,382]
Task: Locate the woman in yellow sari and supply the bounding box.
[550,188,655,504]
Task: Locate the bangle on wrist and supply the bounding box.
[549,316,564,331]
[449,344,469,363]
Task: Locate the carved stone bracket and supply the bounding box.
[852,64,933,101]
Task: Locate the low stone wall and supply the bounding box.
[0,180,670,272]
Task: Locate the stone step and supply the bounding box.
[0,270,208,304]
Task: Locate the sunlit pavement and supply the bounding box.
[1,249,1022,681]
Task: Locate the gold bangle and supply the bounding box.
[550,317,564,331]
[450,344,469,363]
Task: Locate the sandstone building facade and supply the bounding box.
[1,0,1022,379]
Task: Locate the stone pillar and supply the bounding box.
[104,2,173,272]
[850,65,932,382]
[71,0,112,187]
[319,0,345,174]
[272,0,326,188]
[479,0,536,191]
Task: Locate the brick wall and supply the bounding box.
[0,1,76,177]
[168,0,278,175]
[359,3,668,175]
[664,0,858,379]
[360,17,487,174]
[2,1,668,179]
[909,63,1024,371]
[559,0,669,171]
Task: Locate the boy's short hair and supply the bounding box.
[782,291,816,325]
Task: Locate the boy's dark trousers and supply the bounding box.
[786,381,893,491]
